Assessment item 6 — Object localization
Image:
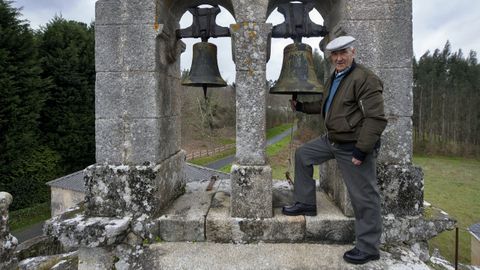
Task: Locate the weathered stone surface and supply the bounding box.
[381,205,456,244]
[15,236,63,262]
[306,192,355,243]
[377,163,423,216]
[94,118,125,164]
[377,67,413,117]
[156,181,214,242]
[17,251,78,270]
[320,160,354,217]
[78,247,113,270]
[95,24,162,72]
[1,192,17,270]
[235,70,267,165]
[340,19,412,69]
[44,213,131,249]
[206,191,305,243]
[95,0,157,26]
[230,165,272,218]
[146,242,432,269]
[231,22,271,72]
[85,152,186,218]
[344,0,412,21]
[378,116,413,164]
[232,1,268,23]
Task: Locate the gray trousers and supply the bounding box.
[294,135,381,255]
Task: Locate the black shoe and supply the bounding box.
[282,202,317,216]
[343,247,380,265]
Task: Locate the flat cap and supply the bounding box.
[325,36,356,51]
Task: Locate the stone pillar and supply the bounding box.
[320,0,423,217]
[0,192,18,270]
[230,3,273,218]
[89,0,186,218]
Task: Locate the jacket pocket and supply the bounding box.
[346,111,363,128]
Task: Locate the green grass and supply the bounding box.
[266,123,293,139]
[414,155,480,264]
[9,202,51,232]
[192,124,293,168]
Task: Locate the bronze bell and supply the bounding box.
[270,43,325,99]
[182,42,227,97]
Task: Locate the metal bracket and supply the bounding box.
[271,2,328,43]
[176,5,230,42]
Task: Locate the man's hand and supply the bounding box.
[290,99,297,111]
[352,157,362,166]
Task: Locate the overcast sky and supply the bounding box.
[11,0,480,82]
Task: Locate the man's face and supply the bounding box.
[330,48,356,72]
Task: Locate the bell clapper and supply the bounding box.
[203,85,208,100]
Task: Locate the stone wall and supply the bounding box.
[51,187,85,217]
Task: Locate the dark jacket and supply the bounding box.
[299,61,387,157]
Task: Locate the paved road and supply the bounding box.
[205,125,297,170]
[12,221,45,243]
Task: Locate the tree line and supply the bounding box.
[413,41,480,157]
[0,0,95,210]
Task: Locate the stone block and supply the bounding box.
[320,161,354,217]
[96,0,158,26]
[96,72,181,120]
[341,19,412,69]
[95,24,161,72]
[95,24,123,72]
[235,70,267,165]
[95,118,125,165]
[44,214,131,249]
[231,22,271,72]
[377,163,424,216]
[376,68,413,117]
[157,181,214,242]
[84,152,186,218]
[206,191,305,243]
[232,1,268,22]
[306,193,355,243]
[378,116,413,164]
[230,165,272,218]
[381,205,455,244]
[344,0,412,21]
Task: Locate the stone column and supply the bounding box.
[88,0,186,218]
[229,3,273,218]
[320,0,423,217]
[0,192,17,270]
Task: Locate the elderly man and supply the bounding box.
[282,36,387,265]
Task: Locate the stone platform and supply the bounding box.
[156,179,354,244]
[144,242,431,269]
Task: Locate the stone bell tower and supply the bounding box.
[43,0,454,269]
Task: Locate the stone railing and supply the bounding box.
[186,144,235,160]
[0,192,18,270]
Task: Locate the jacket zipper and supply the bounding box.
[359,99,365,115]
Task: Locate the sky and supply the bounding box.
[11,0,480,82]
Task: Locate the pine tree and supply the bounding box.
[37,17,95,173]
[0,0,61,209]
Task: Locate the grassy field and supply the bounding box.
[9,202,51,232]
[414,156,480,264]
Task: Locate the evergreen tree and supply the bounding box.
[37,17,95,173]
[0,0,61,209]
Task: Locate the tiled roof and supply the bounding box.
[469,223,480,240]
[47,163,230,192]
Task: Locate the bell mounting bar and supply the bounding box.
[176,6,230,42]
[272,2,328,43]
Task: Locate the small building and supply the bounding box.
[47,163,230,216]
[469,223,480,266]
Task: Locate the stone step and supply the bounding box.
[156,180,355,244]
[144,242,430,270]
